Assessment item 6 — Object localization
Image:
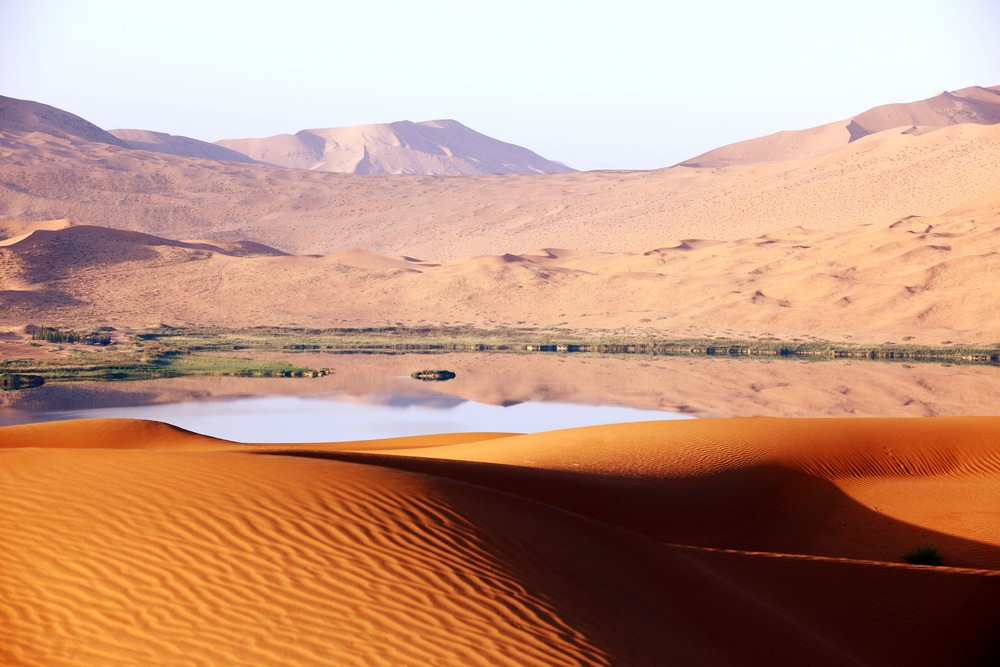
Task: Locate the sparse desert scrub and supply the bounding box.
[904,545,943,566]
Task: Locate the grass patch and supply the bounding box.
[1,342,329,387]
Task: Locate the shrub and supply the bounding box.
[411,369,456,381]
[903,545,943,566]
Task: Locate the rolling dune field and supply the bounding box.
[3,417,999,665]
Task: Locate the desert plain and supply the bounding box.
[3,85,1000,665]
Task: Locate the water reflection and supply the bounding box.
[3,352,1000,441]
[8,394,681,443]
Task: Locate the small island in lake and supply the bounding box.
[411,369,457,381]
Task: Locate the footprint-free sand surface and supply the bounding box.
[3,192,1000,344]
[4,86,1000,666]
[3,417,999,665]
[4,96,1000,260]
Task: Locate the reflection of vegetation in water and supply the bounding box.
[0,374,45,390]
[3,323,999,388]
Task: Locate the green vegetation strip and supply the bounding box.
[136,325,1000,364]
[2,334,329,389]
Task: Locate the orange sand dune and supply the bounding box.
[337,417,1000,567]
[3,417,1000,665]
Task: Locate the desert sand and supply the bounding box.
[3,186,999,343]
[2,416,999,665]
[108,128,261,164]
[681,85,1000,167]
[2,90,1000,259]
[3,85,1000,666]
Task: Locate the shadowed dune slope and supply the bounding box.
[324,417,1000,567]
[108,128,261,164]
[2,417,999,665]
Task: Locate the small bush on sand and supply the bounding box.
[903,545,943,566]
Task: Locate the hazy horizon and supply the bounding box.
[2,0,998,170]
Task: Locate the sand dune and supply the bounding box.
[109,128,260,164]
[2,417,999,665]
[0,95,129,148]
[681,84,1000,167]
[215,119,576,175]
[3,94,999,258]
[3,188,1000,342]
[945,186,1000,216]
[343,417,1000,565]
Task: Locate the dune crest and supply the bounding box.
[681,84,1000,167]
[0,95,129,148]
[109,128,260,164]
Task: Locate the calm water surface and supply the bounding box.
[0,364,690,442]
[6,352,1000,440]
[8,395,687,443]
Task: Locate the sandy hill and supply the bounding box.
[0,95,130,148]
[0,219,285,258]
[2,416,999,665]
[2,116,998,259]
[681,85,1000,167]
[216,119,576,175]
[0,220,285,305]
[108,128,260,163]
[3,185,999,344]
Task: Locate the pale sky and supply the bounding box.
[1,0,998,170]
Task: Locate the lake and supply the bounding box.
[3,352,1000,441]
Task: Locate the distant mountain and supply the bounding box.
[0,95,129,147]
[108,129,260,164]
[3,88,1000,262]
[216,119,576,175]
[680,85,1000,167]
